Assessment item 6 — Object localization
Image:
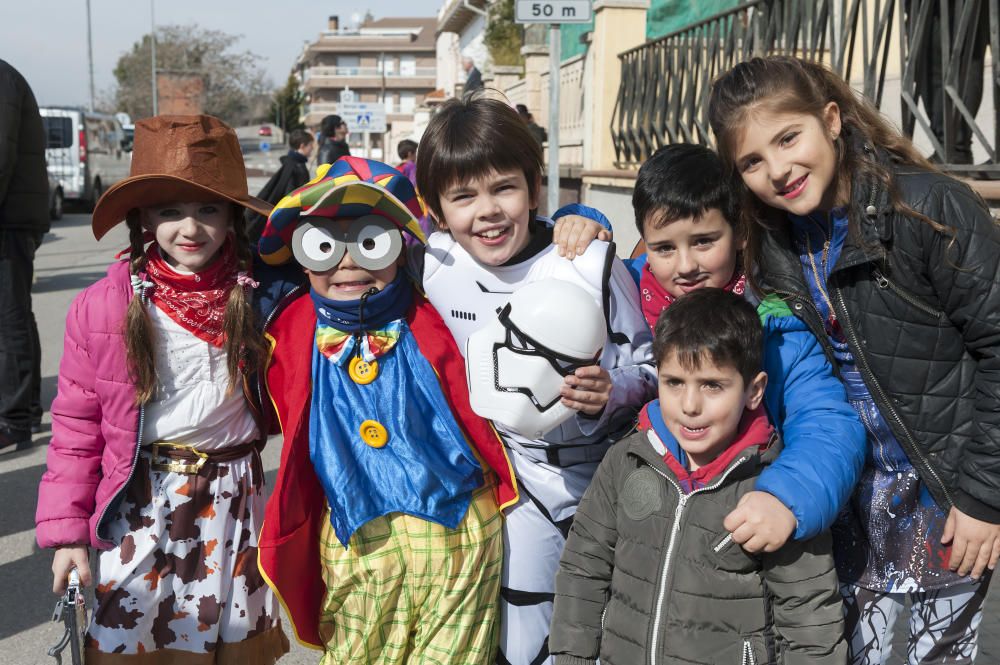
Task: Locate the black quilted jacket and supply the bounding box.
[756,147,1000,523]
[0,59,48,234]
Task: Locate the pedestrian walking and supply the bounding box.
[0,58,48,452]
[462,57,484,97]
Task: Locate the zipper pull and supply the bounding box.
[872,268,889,288]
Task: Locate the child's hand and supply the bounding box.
[561,365,612,415]
[723,491,797,553]
[52,546,91,594]
[941,507,1000,580]
[553,216,612,260]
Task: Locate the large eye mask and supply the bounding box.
[291,215,403,272]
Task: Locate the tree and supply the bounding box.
[270,73,305,133]
[484,0,524,67]
[113,25,270,125]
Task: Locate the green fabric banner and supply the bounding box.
[559,0,740,60]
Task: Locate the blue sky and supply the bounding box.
[1,0,440,109]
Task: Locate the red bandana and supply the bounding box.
[144,240,238,347]
[639,264,747,330]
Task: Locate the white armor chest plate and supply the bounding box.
[422,231,610,355]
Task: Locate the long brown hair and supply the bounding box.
[707,56,950,282]
[124,206,265,404]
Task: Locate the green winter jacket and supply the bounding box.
[549,415,846,665]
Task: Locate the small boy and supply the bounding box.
[396,138,418,187]
[549,288,847,665]
[245,128,315,242]
[415,96,656,665]
[254,157,517,664]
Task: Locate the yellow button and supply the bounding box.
[348,356,379,384]
[359,420,389,448]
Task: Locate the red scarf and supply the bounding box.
[144,240,238,347]
[639,264,747,330]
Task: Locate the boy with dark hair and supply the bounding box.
[550,288,846,665]
[244,128,315,242]
[396,138,418,186]
[288,128,313,152]
[416,96,655,665]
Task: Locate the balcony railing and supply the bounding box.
[610,0,999,176]
[540,54,587,166]
[303,66,437,80]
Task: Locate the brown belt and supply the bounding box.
[149,440,262,475]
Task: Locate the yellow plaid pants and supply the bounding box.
[318,486,502,664]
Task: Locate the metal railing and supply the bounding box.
[540,54,587,165]
[610,0,999,176]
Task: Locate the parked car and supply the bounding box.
[39,107,131,210]
[258,125,272,137]
[47,171,63,221]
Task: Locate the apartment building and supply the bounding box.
[298,15,437,158]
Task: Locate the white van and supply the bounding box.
[40,108,131,209]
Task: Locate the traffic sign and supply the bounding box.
[337,101,387,134]
[259,141,270,152]
[515,0,592,23]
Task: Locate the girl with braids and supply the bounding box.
[36,115,289,664]
[709,56,1000,663]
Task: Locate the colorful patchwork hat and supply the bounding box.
[258,156,426,265]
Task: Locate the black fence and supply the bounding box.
[610,0,999,176]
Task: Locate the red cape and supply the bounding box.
[257,289,518,648]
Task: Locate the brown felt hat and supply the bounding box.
[91,115,272,240]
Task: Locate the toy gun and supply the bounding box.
[48,569,86,665]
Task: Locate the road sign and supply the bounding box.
[337,101,387,134]
[515,0,592,23]
[259,141,270,152]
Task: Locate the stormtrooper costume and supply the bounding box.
[421,225,655,665]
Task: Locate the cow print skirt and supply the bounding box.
[84,448,290,664]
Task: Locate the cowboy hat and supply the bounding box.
[91,114,272,240]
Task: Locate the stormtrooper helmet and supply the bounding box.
[466,278,607,438]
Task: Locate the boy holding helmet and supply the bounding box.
[415,97,654,665]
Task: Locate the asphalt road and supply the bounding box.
[1,205,997,664]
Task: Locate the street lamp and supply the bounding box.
[151,0,158,116]
[86,0,95,111]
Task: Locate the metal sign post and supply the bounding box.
[547,25,560,216]
[515,0,591,216]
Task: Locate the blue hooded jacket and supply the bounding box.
[553,203,865,539]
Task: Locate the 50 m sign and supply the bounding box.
[514,0,592,24]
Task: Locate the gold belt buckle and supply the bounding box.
[150,442,208,475]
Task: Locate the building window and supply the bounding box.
[377,57,396,75]
[399,55,416,77]
[384,93,395,114]
[399,91,416,113]
[336,55,359,76]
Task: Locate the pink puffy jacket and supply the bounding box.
[36,260,142,550]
